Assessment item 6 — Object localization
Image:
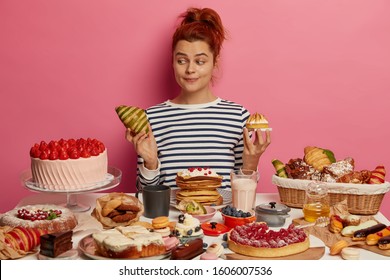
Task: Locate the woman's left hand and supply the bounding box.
[242,127,271,171]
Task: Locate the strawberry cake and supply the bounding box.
[29,138,107,190]
[228,222,310,258]
[0,204,78,235]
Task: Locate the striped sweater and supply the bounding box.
[136,98,250,190]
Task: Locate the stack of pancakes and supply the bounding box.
[175,168,223,206]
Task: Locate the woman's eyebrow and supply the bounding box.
[175,52,208,57]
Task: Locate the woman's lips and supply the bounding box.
[184,78,198,83]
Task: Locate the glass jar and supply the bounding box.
[302,182,330,222]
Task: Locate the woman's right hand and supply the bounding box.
[125,124,158,170]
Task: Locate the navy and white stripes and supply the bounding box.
[136,98,250,190]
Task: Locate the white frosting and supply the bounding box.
[31,150,107,190]
[175,214,203,237]
[92,226,164,252]
[180,167,219,178]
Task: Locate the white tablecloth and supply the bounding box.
[15,191,390,260]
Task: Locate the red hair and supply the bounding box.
[172,7,227,62]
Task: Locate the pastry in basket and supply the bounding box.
[284,158,313,180]
[0,204,77,235]
[115,105,149,136]
[91,192,144,229]
[246,113,270,131]
[0,226,47,260]
[228,222,310,258]
[92,225,166,259]
[369,165,386,184]
[337,170,371,184]
[321,158,354,182]
[271,159,288,178]
[304,146,336,172]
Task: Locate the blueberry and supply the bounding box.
[222,242,228,249]
[203,242,208,248]
[187,229,193,236]
[195,226,201,232]
[222,233,228,241]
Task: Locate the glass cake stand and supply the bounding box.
[21,166,122,212]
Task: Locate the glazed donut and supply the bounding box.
[378,235,390,250]
[352,223,386,241]
[366,226,390,246]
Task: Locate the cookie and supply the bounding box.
[102,199,122,217]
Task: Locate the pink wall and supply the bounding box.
[1,0,389,217]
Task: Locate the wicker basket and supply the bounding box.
[272,175,390,215]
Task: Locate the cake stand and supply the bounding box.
[21,166,122,212]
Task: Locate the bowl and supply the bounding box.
[190,206,217,223]
[221,211,256,228]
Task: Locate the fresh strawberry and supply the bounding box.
[39,150,49,160]
[80,150,91,158]
[59,151,69,160]
[39,141,47,151]
[90,148,99,156]
[49,150,59,160]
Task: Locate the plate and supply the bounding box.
[78,234,171,260]
[170,188,232,209]
[22,166,122,194]
[37,249,79,260]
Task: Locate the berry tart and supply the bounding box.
[0,204,77,235]
[228,222,310,258]
[29,138,107,190]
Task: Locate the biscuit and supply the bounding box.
[111,212,137,223]
[152,216,170,229]
[107,209,125,218]
[102,199,122,217]
[116,204,141,212]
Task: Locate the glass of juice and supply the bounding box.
[230,169,259,212]
[302,181,330,222]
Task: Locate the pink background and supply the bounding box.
[1,0,389,217]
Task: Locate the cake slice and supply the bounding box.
[246,113,270,130]
[39,231,73,258]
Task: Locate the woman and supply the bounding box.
[126,7,271,190]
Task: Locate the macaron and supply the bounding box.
[200,252,218,260]
[163,236,179,251]
[206,242,224,257]
[152,216,170,229]
[341,247,360,260]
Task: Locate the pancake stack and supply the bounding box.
[175,167,223,206]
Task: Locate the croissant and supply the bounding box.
[369,165,386,184]
[304,146,336,171]
[115,105,149,136]
[337,170,371,184]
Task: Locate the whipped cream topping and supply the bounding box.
[180,167,219,177]
[175,214,203,237]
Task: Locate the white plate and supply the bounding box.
[170,188,232,210]
[78,234,171,260]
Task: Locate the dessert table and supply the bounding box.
[15,191,390,260]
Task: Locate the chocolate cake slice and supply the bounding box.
[40,231,73,258]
